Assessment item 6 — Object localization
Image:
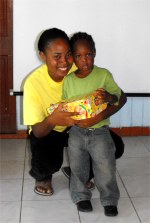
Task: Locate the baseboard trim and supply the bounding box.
[111,127,150,136]
[0,130,29,139]
[0,127,149,139]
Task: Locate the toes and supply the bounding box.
[35,180,53,196]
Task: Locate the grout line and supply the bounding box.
[19,139,28,223]
[117,170,142,223]
[78,210,82,223]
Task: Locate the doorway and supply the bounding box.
[0,0,16,133]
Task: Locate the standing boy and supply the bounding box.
[62,32,127,216]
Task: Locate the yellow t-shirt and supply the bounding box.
[23,63,77,132]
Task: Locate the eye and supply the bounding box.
[54,54,61,59]
[86,53,93,58]
[75,54,81,59]
[66,51,72,58]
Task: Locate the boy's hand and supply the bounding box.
[95,88,117,104]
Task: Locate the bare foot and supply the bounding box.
[34,179,53,196]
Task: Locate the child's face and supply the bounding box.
[40,38,73,82]
[73,40,95,77]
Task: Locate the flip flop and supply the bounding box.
[34,179,54,196]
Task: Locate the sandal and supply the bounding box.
[34,179,54,196]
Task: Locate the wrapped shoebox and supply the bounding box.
[47,93,107,120]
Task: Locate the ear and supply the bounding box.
[39,51,46,61]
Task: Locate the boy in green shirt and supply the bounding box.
[62,32,127,216]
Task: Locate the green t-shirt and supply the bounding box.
[62,65,121,128]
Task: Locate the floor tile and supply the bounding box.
[131,197,150,223]
[0,179,22,201]
[0,201,21,223]
[138,136,150,152]
[0,161,24,180]
[0,139,26,162]
[0,136,150,223]
[21,200,80,223]
[121,175,150,197]
[122,137,150,158]
[117,157,150,176]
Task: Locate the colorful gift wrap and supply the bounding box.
[47,94,107,120]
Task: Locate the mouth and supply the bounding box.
[82,65,89,69]
[58,67,68,71]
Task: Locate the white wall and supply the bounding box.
[13,0,150,130]
[13,0,150,93]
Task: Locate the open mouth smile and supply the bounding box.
[58,67,68,71]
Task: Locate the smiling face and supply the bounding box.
[73,39,95,78]
[40,38,73,82]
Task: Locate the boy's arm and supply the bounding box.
[75,90,127,128]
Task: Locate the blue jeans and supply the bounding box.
[68,125,120,206]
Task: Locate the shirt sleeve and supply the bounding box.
[23,79,45,125]
[104,70,121,104]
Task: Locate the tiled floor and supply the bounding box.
[0,136,150,223]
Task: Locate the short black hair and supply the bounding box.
[70,32,96,55]
[38,28,70,52]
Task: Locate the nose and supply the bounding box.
[60,56,67,65]
[82,56,87,62]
